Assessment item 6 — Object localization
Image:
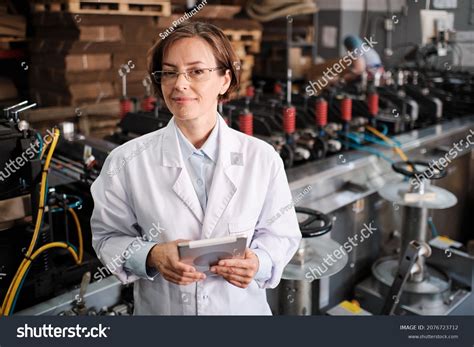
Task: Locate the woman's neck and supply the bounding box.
[175,113,217,149]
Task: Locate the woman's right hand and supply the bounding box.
[146,240,206,285]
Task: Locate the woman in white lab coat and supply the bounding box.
[90,22,301,315]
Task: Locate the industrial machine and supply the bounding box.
[1,64,473,316]
[355,160,473,315]
[0,102,121,316]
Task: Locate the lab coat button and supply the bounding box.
[196,178,203,186]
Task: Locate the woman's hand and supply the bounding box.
[146,240,206,285]
[210,248,259,288]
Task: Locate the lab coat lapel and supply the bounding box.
[202,116,242,238]
[161,118,204,224]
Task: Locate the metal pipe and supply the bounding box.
[13,103,37,114]
[12,103,37,122]
[401,206,429,282]
[3,100,28,118]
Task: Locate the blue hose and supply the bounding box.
[35,133,43,159]
[50,195,83,213]
[340,140,395,164]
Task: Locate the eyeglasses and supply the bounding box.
[151,67,224,85]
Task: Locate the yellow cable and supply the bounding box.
[3,242,80,315]
[69,208,83,263]
[39,134,51,160]
[27,128,60,256]
[366,125,409,162]
[0,129,60,315]
[2,208,83,316]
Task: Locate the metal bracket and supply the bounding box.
[381,240,431,315]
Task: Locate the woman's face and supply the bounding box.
[161,37,231,122]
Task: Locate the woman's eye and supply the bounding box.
[190,69,205,76]
[162,71,176,77]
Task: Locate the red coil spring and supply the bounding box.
[141,96,156,112]
[246,86,255,98]
[367,93,379,116]
[120,99,132,118]
[340,97,352,122]
[283,106,296,134]
[239,112,253,136]
[315,99,328,127]
[274,82,282,95]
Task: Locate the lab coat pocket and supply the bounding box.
[228,217,258,238]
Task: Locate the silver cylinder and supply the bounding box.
[401,206,429,282]
[279,279,313,315]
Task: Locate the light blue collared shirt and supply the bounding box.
[175,116,219,213]
[123,114,272,282]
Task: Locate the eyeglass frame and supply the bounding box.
[151,67,226,85]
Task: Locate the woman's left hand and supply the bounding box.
[210,248,259,288]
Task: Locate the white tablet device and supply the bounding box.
[178,235,247,274]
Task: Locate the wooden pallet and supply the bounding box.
[223,29,262,43]
[225,30,261,55]
[31,0,171,16]
[240,55,254,68]
[230,40,260,57]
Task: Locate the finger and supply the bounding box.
[164,265,205,281]
[181,271,206,281]
[211,266,252,277]
[162,273,194,285]
[217,258,256,270]
[162,269,198,284]
[161,269,186,282]
[228,279,246,288]
[164,275,196,286]
[221,273,251,284]
[164,276,195,286]
[244,248,255,258]
[173,261,197,273]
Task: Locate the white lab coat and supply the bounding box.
[90,115,301,315]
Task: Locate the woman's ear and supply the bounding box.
[220,69,232,95]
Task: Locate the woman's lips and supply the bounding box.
[172,97,197,104]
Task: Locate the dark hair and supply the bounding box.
[344,35,363,51]
[147,21,241,101]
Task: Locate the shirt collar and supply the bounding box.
[175,114,219,163]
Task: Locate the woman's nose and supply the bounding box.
[173,72,190,90]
